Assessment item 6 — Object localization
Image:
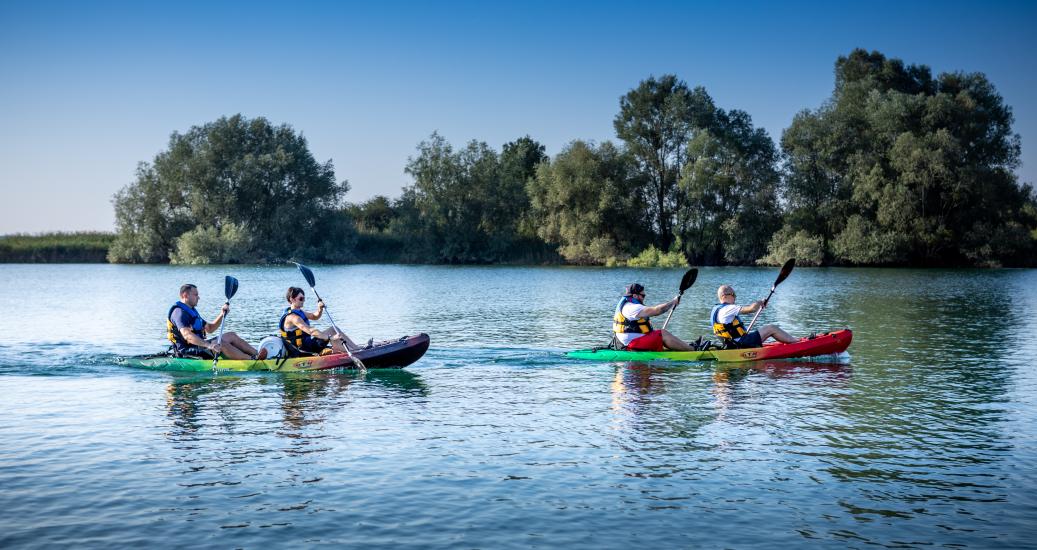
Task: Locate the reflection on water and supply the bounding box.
[1,265,1035,548]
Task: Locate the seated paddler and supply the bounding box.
[167,283,264,360]
[711,284,797,348]
[279,286,357,356]
[613,283,697,351]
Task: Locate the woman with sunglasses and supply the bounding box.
[711,284,796,348]
[279,286,358,355]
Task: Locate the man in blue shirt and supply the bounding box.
[167,283,263,360]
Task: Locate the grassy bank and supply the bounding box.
[0,232,115,263]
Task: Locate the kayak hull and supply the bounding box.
[567,329,852,363]
[122,333,431,372]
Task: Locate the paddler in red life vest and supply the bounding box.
[613,283,697,351]
[166,283,265,360]
[711,284,797,348]
[278,286,357,356]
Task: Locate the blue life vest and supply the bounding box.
[279,308,324,352]
[613,296,653,335]
[711,304,748,341]
[167,301,206,350]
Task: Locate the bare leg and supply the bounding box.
[318,328,360,352]
[661,330,696,351]
[213,332,260,360]
[759,324,797,344]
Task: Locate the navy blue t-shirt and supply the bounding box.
[170,308,205,335]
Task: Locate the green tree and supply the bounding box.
[399,132,539,263]
[778,49,1036,266]
[349,195,396,233]
[109,114,355,263]
[614,75,717,250]
[501,136,548,238]
[678,109,781,264]
[527,140,649,264]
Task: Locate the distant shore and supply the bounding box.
[0,232,114,263]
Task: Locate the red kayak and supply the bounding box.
[708,329,852,362]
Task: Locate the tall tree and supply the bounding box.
[678,109,782,264]
[614,75,717,250]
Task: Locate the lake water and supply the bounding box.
[1,264,1035,548]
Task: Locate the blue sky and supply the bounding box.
[2,0,1035,233]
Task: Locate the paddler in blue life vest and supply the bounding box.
[711,284,797,348]
[613,283,697,351]
[278,286,357,356]
[167,283,264,360]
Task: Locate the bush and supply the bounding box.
[759,226,825,266]
[626,245,687,267]
[170,223,252,264]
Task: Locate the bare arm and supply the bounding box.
[180,326,214,349]
[286,313,326,338]
[204,303,229,333]
[640,297,680,318]
[306,301,325,321]
[739,301,763,315]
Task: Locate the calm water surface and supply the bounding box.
[1,264,1035,548]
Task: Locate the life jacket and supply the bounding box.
[711,304,748,341]
[279,308,324,352]
[613,296,653,335]
[167,301,205,350]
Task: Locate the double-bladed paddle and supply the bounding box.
[744,258,795,333]
[660,268,698,331]
[212,275,239,370]
[292,262,366,371]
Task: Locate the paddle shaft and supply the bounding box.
[212,301,230,369]
[744,288,774,333]
[660,294,682,331]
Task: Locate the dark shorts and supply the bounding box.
[175,337,217,359]
[735,330,763,348]
[176,345,216,359]
[626,330,665,351]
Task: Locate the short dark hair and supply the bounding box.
[286,286,305,303]
[179,284,197,297]
[624,283,645,296]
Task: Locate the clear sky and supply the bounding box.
[2,0,1035,233]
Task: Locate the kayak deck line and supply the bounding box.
[567,329,852,363]
[121,333,431,372]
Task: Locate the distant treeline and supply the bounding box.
[0,232,115,263]
[86,49,1037,267]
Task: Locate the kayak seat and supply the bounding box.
[280,337,324,358]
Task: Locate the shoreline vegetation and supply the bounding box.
[9,50,1037,267]
[0,232,114,263]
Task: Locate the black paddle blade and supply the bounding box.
[224,276,239,300]
[774,258,796,287]
[294,262,317,288]
[678,268,698,294]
